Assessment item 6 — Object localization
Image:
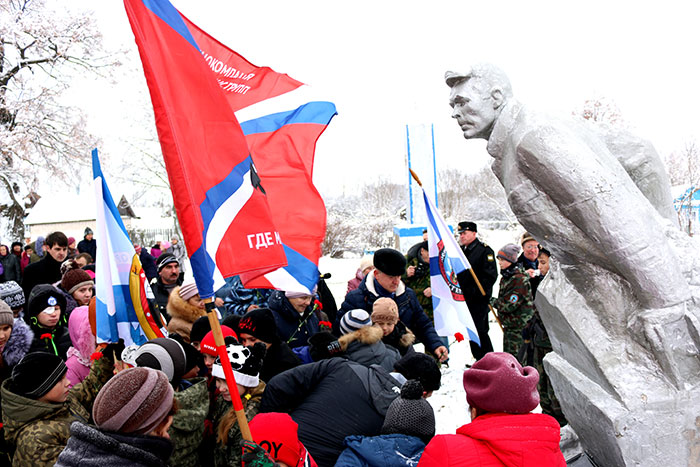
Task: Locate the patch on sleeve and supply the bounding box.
[487,254,494,262]
[508,294,519,304]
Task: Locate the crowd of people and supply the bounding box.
[0,225,567,466]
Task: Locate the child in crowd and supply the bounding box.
[0,280,25,318]
[167,282,207,343]
[338,309,400,372]
[65,305,96,388]
[211,337,266,466]
[56,367,176,466]
[491,244,534,359]
[24,284,72,359]
[244,412,318,467]
[336,379,435,466]
[372,297,415,356]
[59,260,94,315]
[2,345,119,465]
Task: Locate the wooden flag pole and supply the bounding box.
[409,169,503,331]
[204,298,252,442]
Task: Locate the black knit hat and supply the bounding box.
[169,333,203,374]
[190,316,212,344]
[393,352,441,392]
[238,308,279,344]
[156,253,178,272]
[373,248,407,276]
[0,281,25,308]
[381,380,436,443]
[11,352,67,399]
[26,284,66,320]
[308,331,343,361]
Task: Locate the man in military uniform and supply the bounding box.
[455,221,498,361]
[492,243,534,358]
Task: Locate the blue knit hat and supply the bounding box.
[339,309,372,335]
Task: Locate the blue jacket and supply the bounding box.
[338,270,442,352]
[268,290,320,348]
[335,434,426,466]
[223,275,272,317]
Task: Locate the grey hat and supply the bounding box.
[134,338,187,386]
[381,380,435,443]
[339,309,371,335]
[0,281,24,309]
[497,243,520,264]
[0,301,14,327]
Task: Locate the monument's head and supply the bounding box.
[445,63,512,140]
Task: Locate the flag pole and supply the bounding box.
[409,169,503,331]
[204,298,252,442]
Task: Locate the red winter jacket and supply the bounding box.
[418,412,566,467]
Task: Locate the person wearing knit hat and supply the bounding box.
[0,280,25,317]
[151,253,183,322]
[200,325,237,372]
[516,232,545,297]
[56,367,176,466]
[392,352,441,393]
[165,282,207,343]
[134,337,187,387]
[60,260,94,308]
[66,236,77,260]
[419,352,566,466]
[24,284,72,359]
[0,299,34,379]
[371,297,399,336]
[189,315,211,350]
[211,337,267,467]
[2,339,121,466]
[247,412,318,467]
[493,244,535,358]
[339,309,372,335]
[335,380,435,466]
[237,307,301,383]
[77,227,96,266]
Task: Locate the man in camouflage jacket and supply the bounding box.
[491,244,534,359]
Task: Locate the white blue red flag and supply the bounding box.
[124,0,289,298]
[422,190,480,344]
[182,16,337,294]
[93,149,150,346]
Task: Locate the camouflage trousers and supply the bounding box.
[502,329,523,359]
[534,345,568,426]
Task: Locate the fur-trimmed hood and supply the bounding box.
[339,324,384,351]
[167,287,207,324]
[3,318,34,368]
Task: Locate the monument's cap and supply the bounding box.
[445,70,471,87]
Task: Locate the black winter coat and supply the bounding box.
[0,253,21,283]
[21,253,63,298]
[337,270,442,352]
[260,357,402,467]
[268,290,321,348]
[76,238,97,262]
[259,340,301,383]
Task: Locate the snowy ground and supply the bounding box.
[318,228,535,435]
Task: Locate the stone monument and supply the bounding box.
[445,63,700,466]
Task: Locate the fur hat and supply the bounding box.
[371,298,399,324]
[26,284,66,320]
[381,380,436,443]
[93,367,174,434]
[0,301,14,327]
[200,325,238,357]
[134,337,187,386]
[373,248,407,276]
[308,331,343,361]
[212,338,266,388]
[497,243,520,264]
[238,308,278,344]
[250,413,314,467]
[463,352,540,414]
[11,352,67,399]
[61,261,94,295]
[0,281,25,309]
[394,352,441,392]
[339,309,371,335]
[178,282,199,301]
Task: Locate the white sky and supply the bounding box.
[73,0,700,199]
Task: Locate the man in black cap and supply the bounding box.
[337,248,448,362]
[150,253,183,322]
[77,227,97,261]
[455,221,498,361]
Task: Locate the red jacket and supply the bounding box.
[418,413,565,467]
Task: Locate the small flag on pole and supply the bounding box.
[93,149,167,345]
[421,190,480,345]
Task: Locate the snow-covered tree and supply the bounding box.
[572,95,625,128]
[665,140,700,235]
[0,0,117,239]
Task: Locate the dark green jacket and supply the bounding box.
[169,377,208,467]
[493,265,534,332]
[402,256,432,319]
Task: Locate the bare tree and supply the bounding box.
[572,95,625,127]
[0,0,118,238]
[665,140,700,235]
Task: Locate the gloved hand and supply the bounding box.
[489,296,497,308]
[240,439,277,467]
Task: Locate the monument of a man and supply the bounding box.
[446,63,700,467]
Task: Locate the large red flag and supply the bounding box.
[123,0,287,298]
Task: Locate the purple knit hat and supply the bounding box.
[93,367,174,434]
[463,352,539,414]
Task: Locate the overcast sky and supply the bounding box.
[77,0,700,199]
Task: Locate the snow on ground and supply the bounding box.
[318,227,534,435]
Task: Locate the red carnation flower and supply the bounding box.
[454,332,465,342]
[40,333,52,340]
